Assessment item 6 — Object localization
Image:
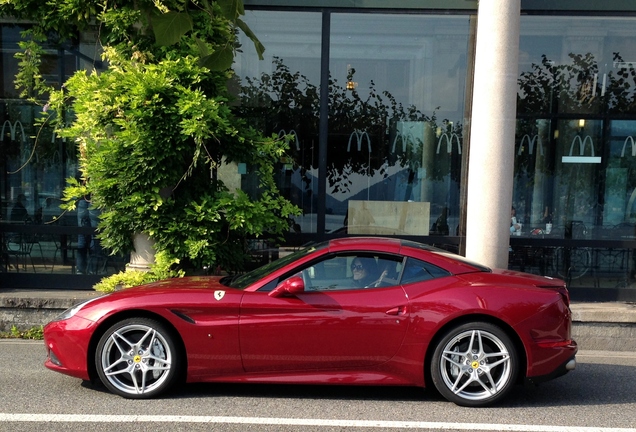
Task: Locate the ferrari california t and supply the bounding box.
[43,237,577,407]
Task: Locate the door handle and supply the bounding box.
[385,306,406,316]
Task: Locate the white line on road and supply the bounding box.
[1,414,635,431]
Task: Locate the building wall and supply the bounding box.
[4,2,636,301]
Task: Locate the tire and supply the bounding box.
[95,317,181,399]
[430,322,518,407]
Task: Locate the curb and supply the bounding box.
[571,301,636,323]
[570,302,636,352]
[0,290,99,333]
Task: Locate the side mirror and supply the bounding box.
[268,276,305,297]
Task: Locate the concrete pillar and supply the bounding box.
[465,0,520,268]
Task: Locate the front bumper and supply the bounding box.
[43,316,97,381]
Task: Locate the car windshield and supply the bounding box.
[222,241,328,289]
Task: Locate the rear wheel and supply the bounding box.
[95,317,181,399]
[430,322,518,407]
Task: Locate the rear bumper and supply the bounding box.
[525,350,577,386]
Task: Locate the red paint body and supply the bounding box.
[44,237,576,391]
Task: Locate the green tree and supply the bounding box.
[1,0,299,277]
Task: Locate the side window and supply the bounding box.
[271,253,405,292]
[257,279,279,292]
[256,256,348,292]
[367,256,402,288]
[309,254,403,290]
[400,257,451,285]
[304,256,349,290]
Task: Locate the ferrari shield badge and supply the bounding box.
[214,290,225,301]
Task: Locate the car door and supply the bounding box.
[239,253,409,373]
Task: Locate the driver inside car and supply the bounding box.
[350,257,387,288]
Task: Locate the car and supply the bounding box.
[43,237,577,407]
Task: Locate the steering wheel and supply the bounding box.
[364,270,389,288]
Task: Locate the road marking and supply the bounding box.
[1,414,635,431]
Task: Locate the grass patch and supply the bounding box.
[0,325,44,340]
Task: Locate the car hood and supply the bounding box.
[124,276,229,292]
[100,276,236,301]
[75,276,240,322]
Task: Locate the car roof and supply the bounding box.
[328,236,403,249]
[328,236,444,253]
[327,236,490,274]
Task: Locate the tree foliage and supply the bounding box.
[0,0,298,273]
[517,52,636,115]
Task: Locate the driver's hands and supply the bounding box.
[365,270,389,288]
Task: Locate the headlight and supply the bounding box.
[53,296,103,322]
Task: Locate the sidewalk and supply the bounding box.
[1,289,635,351]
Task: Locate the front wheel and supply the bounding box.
[95,317,181,399]
[430,322,518,407]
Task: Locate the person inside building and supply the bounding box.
[10,194,29,222]
[510,206,522,235]
[431,206,450,235]
[75,173,102,275]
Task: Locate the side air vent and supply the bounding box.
[171,310,195,324]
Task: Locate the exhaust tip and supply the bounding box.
[565,358,576,371]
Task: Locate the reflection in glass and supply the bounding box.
[235,11,471,236]
[327,13,471,235]
[0,24,126,276]
[606,121,636,227]
[519,16,636,116]
[513,118,552,231]
[553,119,602,231]
[514,15,636,292]
[235,11,322,234]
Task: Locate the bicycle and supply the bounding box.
[552,246,592,280]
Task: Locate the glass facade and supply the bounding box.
[235,11,472,240]
[325,14,469,237]
[512,16,636,299]
[4,5,636,300]
[233,11,323,234]
[235,9,636,300]
[1,25,124,287]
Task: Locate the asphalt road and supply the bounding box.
[1,340,636,432]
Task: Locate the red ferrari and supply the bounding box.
[44,237,577,407]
